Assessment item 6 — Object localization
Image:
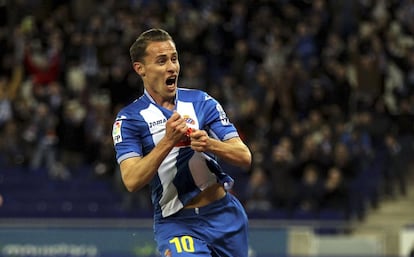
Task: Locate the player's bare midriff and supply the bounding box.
[184,183,226,208]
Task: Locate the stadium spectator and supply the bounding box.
[265,137,296,210]
[320,166,350,214]
[245,165,273,212]
[292,163,324,213]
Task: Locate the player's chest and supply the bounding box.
[139,103,202,144]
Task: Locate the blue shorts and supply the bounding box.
[154,193,249,257]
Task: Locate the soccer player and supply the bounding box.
[112,28,252,257]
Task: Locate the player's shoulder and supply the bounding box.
[178,88,214,102]
[115,96,148,120]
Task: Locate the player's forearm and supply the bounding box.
[208,138,252,169]
[121,138,175,192]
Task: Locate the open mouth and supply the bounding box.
[166,77,176,86]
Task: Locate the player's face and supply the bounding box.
[136,40,180,107]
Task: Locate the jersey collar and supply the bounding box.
[143,89,179,109]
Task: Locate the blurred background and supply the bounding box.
[0,0,414,256]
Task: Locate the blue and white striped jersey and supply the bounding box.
[112,88,239,219]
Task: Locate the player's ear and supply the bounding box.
[133,62,145,77]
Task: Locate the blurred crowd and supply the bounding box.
[0,0,414,219]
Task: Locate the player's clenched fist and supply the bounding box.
[189,129,210,152]
[165,111,188,144]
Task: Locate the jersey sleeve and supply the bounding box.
[112,115,143,164]
[202,94,239,141]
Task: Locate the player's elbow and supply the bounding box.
[119,158,147,192]
[124,182,139,192]
[242,151,252,169]
[121,171,142,192]
[244,151,252,169]
[124,179,149,192]
[122,174,149,192]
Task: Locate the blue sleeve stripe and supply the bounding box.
[118,152,141,164]
[223,132,240,141]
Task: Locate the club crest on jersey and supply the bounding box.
[183,115,195,125]
[173,115,195,147]
[112,120,123,144]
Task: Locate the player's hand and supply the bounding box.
[189,129,210,152]
[165,111,189,144]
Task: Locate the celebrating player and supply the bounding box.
[112,28,252,257]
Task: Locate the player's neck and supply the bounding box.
[161,100,175,110]
[145,90,176,110]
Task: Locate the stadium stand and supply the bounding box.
[0,0,413,223]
